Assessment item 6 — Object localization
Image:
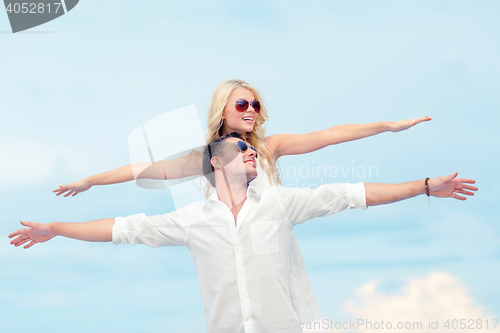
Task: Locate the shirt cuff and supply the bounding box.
[352,183,368,210]
[112,216,125,246]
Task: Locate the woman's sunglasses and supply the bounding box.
[227,99,261,113]
[236,140,258,158]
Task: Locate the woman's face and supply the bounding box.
[221,87,258,136]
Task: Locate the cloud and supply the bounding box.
[342,272,499,333]
[303,272,498,333]
[0,137,90,184]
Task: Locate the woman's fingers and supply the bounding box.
[416,115,432,123]
[54,184,84,197]
[413,116,431,125]
[53,185,69,195]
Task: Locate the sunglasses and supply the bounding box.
[236,140,258,158]
[209,140,258,166]
[227,99,261,113]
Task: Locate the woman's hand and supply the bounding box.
[389,115,432,132]
[9,221,56,249]
[53,179,92,197]
[428,172,478,200]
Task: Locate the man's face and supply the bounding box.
[212,137,257,184]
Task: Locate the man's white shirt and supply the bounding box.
[113,182,367,333]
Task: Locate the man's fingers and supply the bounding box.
[20,221,33,228]
[15,238,31,247]
[445,172,459,182]
[8,229,22,238]
[10,235,27,244]
[455,189,475,196]
[453,178,476,185]
[456,184,478,191]
[451,193,467,200]
[24,240,37,249]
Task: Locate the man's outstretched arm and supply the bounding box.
[8,218,114,249]
[365,172,477,206]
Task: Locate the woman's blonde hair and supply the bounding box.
[205,79,281,195]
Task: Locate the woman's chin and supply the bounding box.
[226,123,255,134]
[241,123,255,132]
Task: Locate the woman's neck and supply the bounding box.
[220,127,247,139]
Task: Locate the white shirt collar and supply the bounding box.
[205,181,262,208]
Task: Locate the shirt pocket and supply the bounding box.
[250,220,279,255]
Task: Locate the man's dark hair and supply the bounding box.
[202,132,244,187]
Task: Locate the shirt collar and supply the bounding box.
[247,182,262,200]
[204,181,262,209]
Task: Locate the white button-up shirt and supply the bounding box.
[113,182,367,333]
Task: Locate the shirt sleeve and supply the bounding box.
[276,182,367,225]
[112,211,188,247]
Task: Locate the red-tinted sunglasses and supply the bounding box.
[227,99,261,113]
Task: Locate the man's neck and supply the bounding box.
[217,182,247,226]
[216,181,248,212]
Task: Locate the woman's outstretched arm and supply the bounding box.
[53,150,203,197]
[266,116,431,159]
[53,164,140,197]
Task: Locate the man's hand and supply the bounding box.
[53,179,92,197]
[9,221,56,249]
[429,172,478,200]
[389,115,432,132]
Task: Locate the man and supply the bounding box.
[9,132,477,333]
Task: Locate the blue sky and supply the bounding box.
[1,1,499,332]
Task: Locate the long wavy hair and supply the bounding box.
[205,79,281,195]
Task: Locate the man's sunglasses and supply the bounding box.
[209,140,258,165]
[227,99,261,113]
[236,140,258,158]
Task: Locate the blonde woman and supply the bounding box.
[53,79,431,321]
